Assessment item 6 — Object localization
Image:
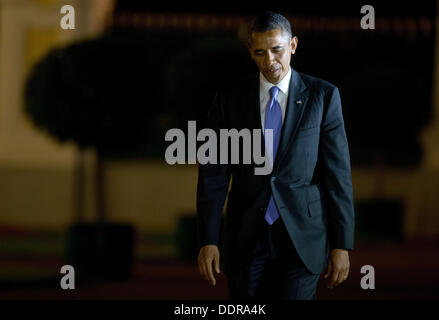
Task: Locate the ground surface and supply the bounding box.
[1,242,438,300]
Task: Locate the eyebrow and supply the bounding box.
[253,45,283,54]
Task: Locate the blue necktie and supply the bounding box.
[264,86,282,225]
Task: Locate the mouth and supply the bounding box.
[265,65,282,76]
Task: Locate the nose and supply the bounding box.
[263,51,275,67]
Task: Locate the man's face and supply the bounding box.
[248,28,298,84]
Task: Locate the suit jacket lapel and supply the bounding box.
[273,68,309,171]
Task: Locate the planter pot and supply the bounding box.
[65,222,135,281]
[355,198,404,245]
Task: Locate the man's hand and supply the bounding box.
[323,249,350,289]
[198,245,221,286]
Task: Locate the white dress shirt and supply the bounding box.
[259,66,292,129]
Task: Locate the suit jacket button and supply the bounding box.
[260,207,266,212]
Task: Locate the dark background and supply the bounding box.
[103,1,435,167]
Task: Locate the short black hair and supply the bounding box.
[247,12,292,44]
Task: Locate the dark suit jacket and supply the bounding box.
[196,67,355,275]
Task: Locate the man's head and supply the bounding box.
[247,12,298,84]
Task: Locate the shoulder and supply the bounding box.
[298,71,338,94]
[215,72,259,97]
[206,73,256,122]
[295,71,341,107]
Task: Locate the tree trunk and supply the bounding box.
[73,147,85,223]
[95,152,106,223]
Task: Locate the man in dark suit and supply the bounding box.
[197,12,355,300]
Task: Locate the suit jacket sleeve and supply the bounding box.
[196,90,231,248]
[320,86,355,251]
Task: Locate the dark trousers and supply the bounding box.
[227,219,320,300]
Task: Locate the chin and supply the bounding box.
[269,76,281,84]
[265,72,283,84]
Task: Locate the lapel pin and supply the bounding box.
[296,100,302,104]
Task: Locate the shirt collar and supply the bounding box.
[260,66,291,96]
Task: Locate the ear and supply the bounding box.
[247,32,254,55]
[291,36,298,54]
[247,43,255,59]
